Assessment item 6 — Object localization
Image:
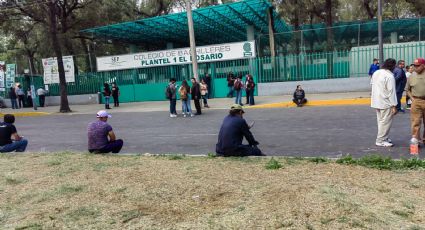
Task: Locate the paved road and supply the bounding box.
[15,105,414,158]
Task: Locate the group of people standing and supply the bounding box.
[102,82,120,109]
[370,57,425,148]
[8,84,48,109]
[226,72,256,106]
[167,77,208,117]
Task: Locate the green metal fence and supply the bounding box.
[10,42,425,101]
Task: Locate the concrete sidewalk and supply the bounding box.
[0,91,371,116]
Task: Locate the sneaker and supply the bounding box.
[385,138,392,143]
[375,141,394,147]
[170,114,177,118]
[398,109,405,113]
[190,113,195,117]
[183,114,187,118]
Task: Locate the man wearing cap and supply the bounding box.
[405,58,425,144]
[216,104,264,156]
[87,110,123,153]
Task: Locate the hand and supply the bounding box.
[392,106,398,115]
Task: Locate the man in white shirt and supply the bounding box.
[371,58,398,147]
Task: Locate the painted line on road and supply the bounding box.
[0,112,51,117]
[248,98,371,109]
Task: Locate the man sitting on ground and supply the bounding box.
[88,110,123,153]
[293,85,307,107]
[216,104,264,157]
[0,114,28,153]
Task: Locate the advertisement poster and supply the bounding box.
[5,64,16,89]
[0,61,5,91]
[97,41,256,72]
[42,56,75,84]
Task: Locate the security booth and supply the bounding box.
[81,0,288,102]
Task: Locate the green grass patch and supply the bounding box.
[56,184,84,195]
[168,154,185,160]
[5,176,26,185]
[309,157,328,164]
[336,155,425,170]
[120,209,145,223]
[265,158,282,170]
[65,207,100,221]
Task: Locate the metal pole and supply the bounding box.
[419,18,421,42]
[87,44,93,72]
[378,0,384,64]
[357,24,360,47]
[27,58,37,110]
[186,0,199,81]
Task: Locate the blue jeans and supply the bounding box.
[202,93,208,106]
[396,91,403,110]
[181,99,192,114]
[249,89,255,105]
[104,96,110,108]
[235,90,242,105]
[10,99,18,109]
[169,99,177,114]
[0,139,28,152]
[227,86,234,97]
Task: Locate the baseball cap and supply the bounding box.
[96,110,111,118]
[414,58,425,66]
[230,104,244,113]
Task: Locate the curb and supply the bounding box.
[0,112,51,117]
[248,98,371,109]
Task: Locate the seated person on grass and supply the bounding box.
[216,104,264,157]
[88,110,123,153]
[0,114,28,153]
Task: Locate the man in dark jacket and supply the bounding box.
[292,85,307,107]
[393,60,407,112]
[203,73,212,98]
[227,72,235,98]
[216,104,264,157]
[191,77,202,115]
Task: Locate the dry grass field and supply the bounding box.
[1,153,425,229]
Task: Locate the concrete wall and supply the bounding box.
[45,94,99,106]
[258,77,371,96]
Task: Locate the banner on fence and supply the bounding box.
[0,61,5,91]
[42,56,75,84]
[97,41,256,72]
[5,64,16,89]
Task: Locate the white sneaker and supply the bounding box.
[385,138,392,143]
[376,141,394,147]
[183,114,187,117]
[190,113,195,117]
[170,114,173,118]
[170,114,177,118]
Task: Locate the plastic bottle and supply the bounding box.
[410,138,419,155]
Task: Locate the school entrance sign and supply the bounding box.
[96,41,256,72]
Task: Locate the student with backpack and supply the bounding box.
[166,78,177,117]
[234,75,243,106]
[179,80,194,117]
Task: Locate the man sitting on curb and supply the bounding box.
[293,85,307,107]
[216,104,265,157]
[88,110,123,153]
[0,114,28,153]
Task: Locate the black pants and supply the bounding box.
[17,95,24,108]
[113,95,119,107]
[27,96,33,107]
[246,89,251,104]
[194,99,202,114]
[218,145,263,157]
[89,139,123,153]
[293,98,307,106]
[39,95,45,107]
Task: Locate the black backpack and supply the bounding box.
[165,85,172,99]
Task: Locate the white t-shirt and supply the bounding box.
[370,69,398,109]
[406,72,412,79]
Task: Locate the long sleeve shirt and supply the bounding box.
[392,67,407,93]
[371,69,397,109]
[216,115,258,154]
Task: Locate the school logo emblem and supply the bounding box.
[243,43,253,57]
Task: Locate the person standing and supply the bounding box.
[234,75,243,106]
[204,73,212,99]
[111,82,120,107]
[226,72,235,98]
[292,85,307,107]
[26,88,33,107]
[37,87,46,107]
[103,82,111,109]
[405,58,425,145]
[166,78,177,117]
[191,77,202,115]
[406,64,414,109]
[179,80,194,117]
[371,58,398,147]
[16,85,25,108]
[216,104,264,157]
[246,74,256,105]
[8,87,18,109]
[393,60,407,113]
[87,110,123,153]
[0,114,28,153]
[200,78,209,108]
[369,58,380,78]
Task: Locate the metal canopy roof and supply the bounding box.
[81,0,289,47]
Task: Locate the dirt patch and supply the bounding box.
[0,153,425,229]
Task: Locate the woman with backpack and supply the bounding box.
[103,82,111,109]
[179,80,194,117]
[234,75,243,106]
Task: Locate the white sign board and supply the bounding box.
[42,56,75,84]
[97,41,256,72]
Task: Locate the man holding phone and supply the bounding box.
[0,114,28,153]
[215,104,264,157]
